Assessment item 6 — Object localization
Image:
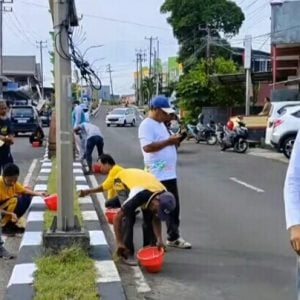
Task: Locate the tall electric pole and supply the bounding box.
[52,0,76,231]
[0,0,12,98]
[106,64,114,101]
[155,39,160,95]
[145,36,157,78]
[244,35,252,116]
[36,40,47,100]
[135,51,140,104]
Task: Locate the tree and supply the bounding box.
[142,77,156,104]
[161,0,244,70]
[176,57,245,122]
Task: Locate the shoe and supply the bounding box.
[166,237,192,249]
[0,246,15,259]
[2,223,25,236]
[84,170,92,175]
[121,255,138,266]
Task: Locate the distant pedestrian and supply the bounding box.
[0,163,47,235]
[29,125,45,146]
[284,132,300,255]
[72,101,86,159]
[138,95,191,249]
[0,100,14,174]
[74,122,104,175]
[258,97,271,116]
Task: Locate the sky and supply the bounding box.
[4,0,271,95]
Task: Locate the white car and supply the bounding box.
[271,106,300,158]
[265,101,300,145]
[105,107,136,127]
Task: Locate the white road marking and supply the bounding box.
[89,230,107,246]
[82,210,98,221]
[8,263,36,287]
[89,175,151,294]
[230,177,265,193]
[20,231,42,248]
[23,159,38,186]
[95,260,121,283]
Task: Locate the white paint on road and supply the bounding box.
[7,263,36,287]
[82,210,98,221]
[95,260,121,283]
[89,175,151,294]
[230,177,265,193]
[23,159,38,186]
[20,231,42,248]
[89,230,107,246]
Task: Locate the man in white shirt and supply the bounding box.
[138,95,191,249]
[72,101,86,160]
[74,122,104,175]
[284,132,300,255]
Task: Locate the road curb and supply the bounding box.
[91,100,102,118]
[5,148,126,299]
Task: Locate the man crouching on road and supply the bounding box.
[112,168,176,265]
[0,163,47,235]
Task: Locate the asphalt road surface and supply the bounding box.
[92,105,295,300]
[0,132,46,300]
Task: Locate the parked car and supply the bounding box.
[105,107,136,127]
[265,101,300,145]
[40,110,52,127]
[271,106,300,158]
[9,105,41,135]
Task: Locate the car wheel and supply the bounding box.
[131,119,135,127]
[123,120,127,127]
[15,132,18,137]
[107,124,110,127]
[282,136,296,159]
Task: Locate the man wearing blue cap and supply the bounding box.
[138,95,191,249]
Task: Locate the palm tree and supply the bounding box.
[142,77,156,105]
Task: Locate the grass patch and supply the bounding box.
[44,159,83,230]
[34,247,99,300]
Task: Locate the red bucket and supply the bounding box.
[92,163,101,173]
[137,246,165,273]
[32,141,41,148]
[105,208,120,224]
[44,194,58,211]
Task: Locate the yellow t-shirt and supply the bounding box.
[114,168,165,193]
[0,176,25,204]
[102,164,124,199]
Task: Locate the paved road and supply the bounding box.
[0,132,46,300]
[92,106,295,300]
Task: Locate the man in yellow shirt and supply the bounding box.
[0,163,47,235]
[113,168,176,264]
[78,154,123,208]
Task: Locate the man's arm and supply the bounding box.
[79,185,104,197]
[152,215,164,249]
[143,135,181,153]
[284,132,300,254]
[23,187,47,197]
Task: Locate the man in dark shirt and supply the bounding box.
[0,100,14,174]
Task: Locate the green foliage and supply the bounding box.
[142,77,156,103]
[177,58,245,122]
[161,0,244,69]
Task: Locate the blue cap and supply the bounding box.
[150,96,175,114]
[158,191,176,221]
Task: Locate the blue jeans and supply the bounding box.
[0,152,13,175]
[85,136,104,168]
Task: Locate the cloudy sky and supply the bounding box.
[4,0,271,95]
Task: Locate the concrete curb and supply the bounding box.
[5,147,126,300]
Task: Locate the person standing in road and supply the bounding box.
[74,122,104,175]
[0,100,14,175]
[138,95,191,249]
[284,132,300,255]
[72,100,86,159]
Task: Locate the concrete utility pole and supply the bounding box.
[145,36,157,78]
[53,0,74,230]
[244,35,252,116]
[106,64,114,100]
[155,39,160,96]
[135,51,140,104]
[0,0,12,98]
[36,40,47,100]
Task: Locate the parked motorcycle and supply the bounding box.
[187,114,217,145]
[218,120,249,153]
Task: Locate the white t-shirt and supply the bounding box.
[79,123,102,140]
[138,117,177,181]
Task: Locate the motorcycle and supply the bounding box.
[187,114,217,145]
[218,120,249,153]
